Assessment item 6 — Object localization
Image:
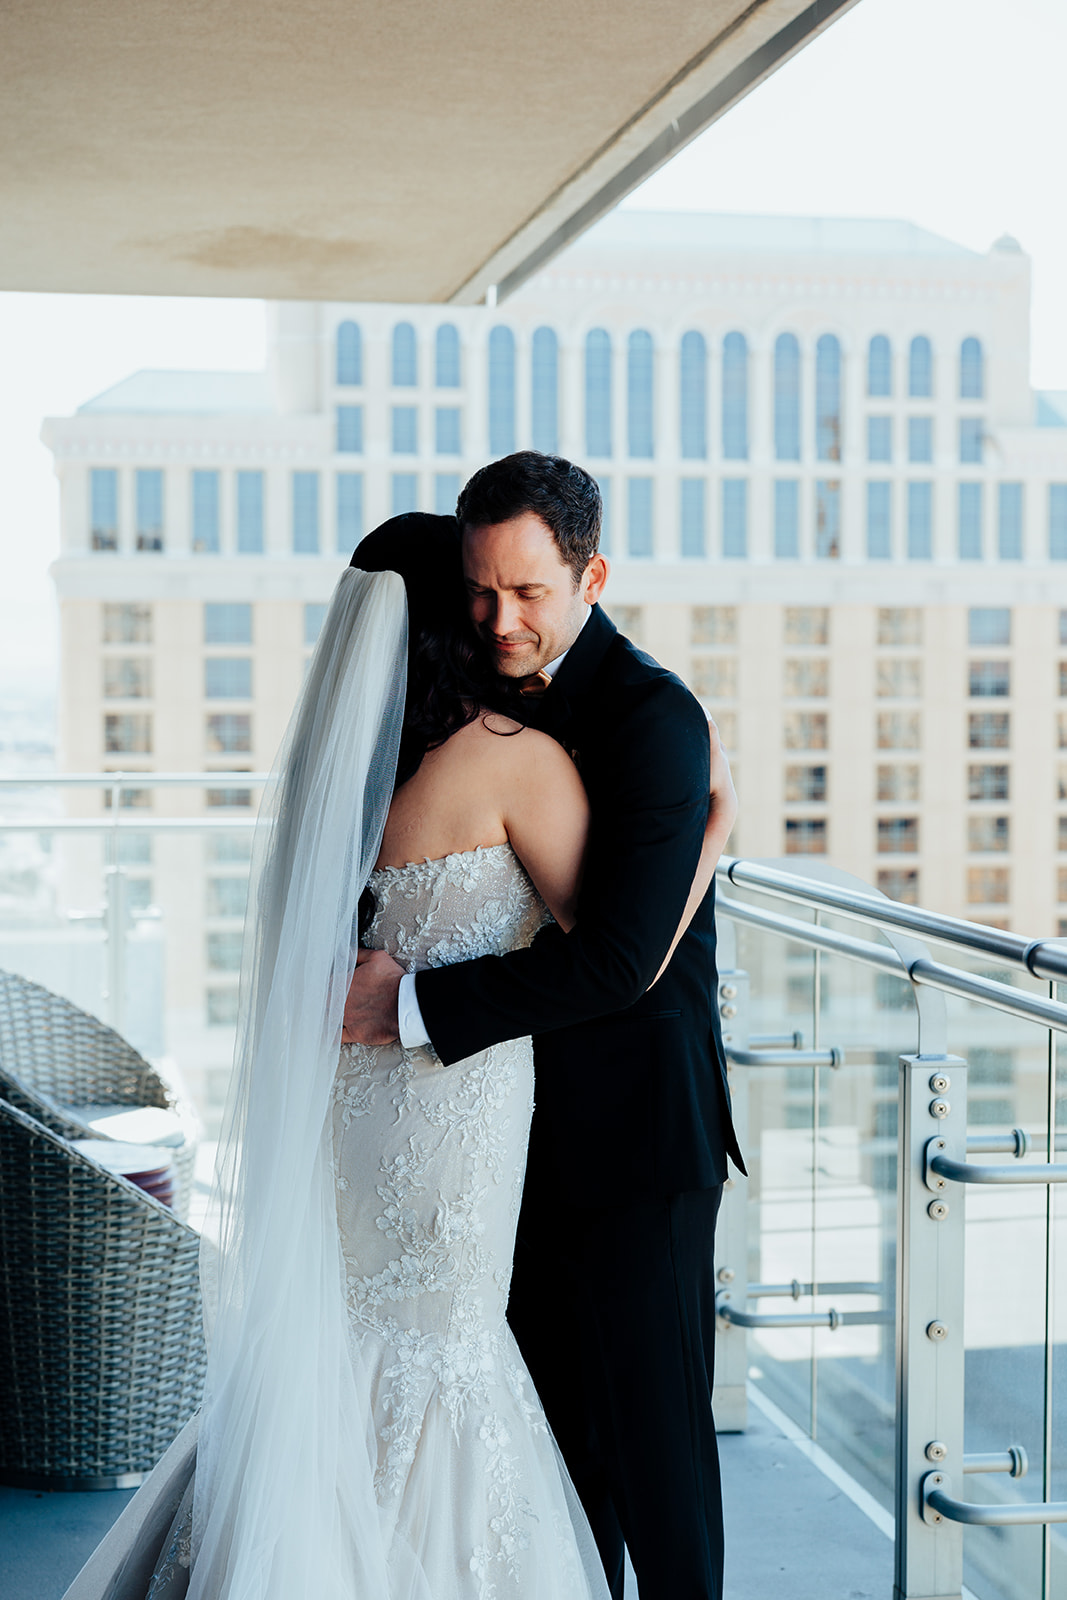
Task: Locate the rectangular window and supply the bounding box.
[784,712,829,750]
[304,603,327,645]
[998,482,1023,560]
[785,819,827,855]
[877,607,922,646]
[814,480,840,558]
[784,659,829,697]
[784,764,827,802]
[867,417,892,463]
[1059,818,1067,853]
[907,482,932,559]
[784,607,829,646]
[878,869,919,904]
[204,603,252,644]
[680,479,706,558]
[206,932,243,972]
[336,405,363,454]
[391,473,418,516]
[292,471,320,553]
[90,468,119,550]
[1060,868,1067,902]
[1051,485,1067,560]
[102,781,152,810]
[207,988,241,1027]
[876,659,922,698]
[434,407,461,456]
[336,471,364,551]
[597,478,612,557]
[969,661,1011,697]
[968,815,1009,852]
[968,765,1009,801]
[908,417,933,463]
[102,602,152,643]
[969,713,1010,748]
[191,469,220,553]
[774,480,799,559]
[692,606,737,646]
[958,482,983,560]
[877,764,921,802]
[628,478,654,558]
[207,832,253,863]
[206,877,248,919]
[867,481,891,559]
[117,834,152,865]
[721,479,747,558]
[967,868,1009,904]
[236,470,264,554]
[611,606,644,644]
[206,784,252,809]
[877,817,919,853]
[104,713,152,754]
[103,658,152,699]
[135,468,164,551]
[959,417,984,464]
[691,659,737,700]
[206,712,252,754]
[877,712,921,750]
[434,472,460,516]
[1060,662,1067,697]
[391,406,418,455]
[969,607,1010,646]
[205,658,252,699]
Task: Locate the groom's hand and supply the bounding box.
[342,949,404,1045]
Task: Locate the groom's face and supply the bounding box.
[462,512,598,679]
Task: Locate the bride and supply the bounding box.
[64,511,721,1600]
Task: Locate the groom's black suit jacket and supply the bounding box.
[416,603,743,1202]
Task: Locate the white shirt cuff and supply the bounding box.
[397,972,431,1049]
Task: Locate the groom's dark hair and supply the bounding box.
[456,451,601,588]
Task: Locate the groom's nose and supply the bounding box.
[488,592,522,637]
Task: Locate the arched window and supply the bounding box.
[679,332,706,460]
[960,336,984,400]
[909,336,933,399]
[336,321,362,386]
[721,332,748,460]
[531,327,559,453]
[434,324,461,388]
[487,326,516,457]
[627,330,654,458]
[774,333,801,462]
[815,334,842,462]
[391,322,417,387]
[585,329,612,457]
[867,334,891,398]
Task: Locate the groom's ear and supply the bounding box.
[579,553,609,606]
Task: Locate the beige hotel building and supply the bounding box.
[43,210,1067,1120]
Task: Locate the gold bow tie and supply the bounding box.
[517,669,552,699]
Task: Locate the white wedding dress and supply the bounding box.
[65,842,608,1600]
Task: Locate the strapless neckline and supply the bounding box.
[369,841,514,884]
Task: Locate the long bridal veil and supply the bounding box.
[190,566,407,1600]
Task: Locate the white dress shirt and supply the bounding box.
[396,611,588,1049]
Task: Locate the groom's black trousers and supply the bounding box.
[508,1185,724,1600]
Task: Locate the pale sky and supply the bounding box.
[2,0,1064,697]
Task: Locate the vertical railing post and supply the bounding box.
[713,964,750,1432]
[894,1050,968,1600]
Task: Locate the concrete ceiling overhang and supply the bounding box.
[1,0,857,304]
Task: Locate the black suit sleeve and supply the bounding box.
[415,675,710,1066]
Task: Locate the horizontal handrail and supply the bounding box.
[925,1139,1067,1189]
[725,1046,843,1068]
[0,817,261,834]
[967,1129,1030,1157]
[964,1448,1028,1479]
[719,855,1067,984]
[749,1031,804,1049]
[0,772,271,787]
[745,1279,883,1299]
[716,1291,891,1331]
[922,1472,1067,1527]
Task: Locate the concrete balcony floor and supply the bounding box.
[0,1388,894,1599]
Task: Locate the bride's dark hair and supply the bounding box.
[350,511,500,789]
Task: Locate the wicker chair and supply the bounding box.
[0,1098,206,1488]
[0,968,198,1219]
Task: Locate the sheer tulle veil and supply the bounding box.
[189,564,407,1599]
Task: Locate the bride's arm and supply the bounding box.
[649,716,737,985]
[501,730,589,932]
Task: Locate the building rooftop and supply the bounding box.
[78,370,272,417]
[572,208,981,259]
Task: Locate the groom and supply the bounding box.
[346,451,744,1600]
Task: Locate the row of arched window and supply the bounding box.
[334,321,986,463]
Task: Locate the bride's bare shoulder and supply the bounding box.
[454,712,573,773]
